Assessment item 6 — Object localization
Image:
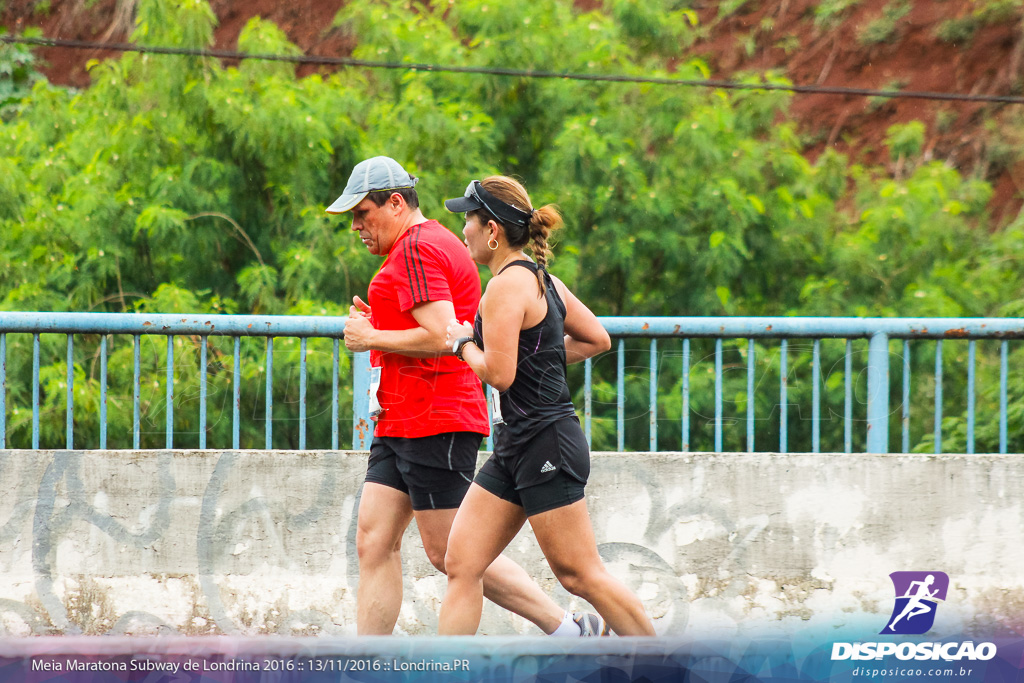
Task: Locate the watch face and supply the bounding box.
[455,337,474,360]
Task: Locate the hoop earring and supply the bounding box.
[487,238,499,251]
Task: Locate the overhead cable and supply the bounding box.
[4,34,1024,105]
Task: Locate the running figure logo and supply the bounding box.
[881,571,949,635]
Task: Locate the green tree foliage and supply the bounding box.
[858,0,911,45]
[0,0,1021,453]
[0,28,45,115]
[936,0,1023,45]
[885,120,925,162]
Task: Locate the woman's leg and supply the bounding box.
[414,505,564,634]
[530,498,656,636]
[438,483,528,635]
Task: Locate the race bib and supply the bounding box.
[489,385,504,425]
[368,366,383,417]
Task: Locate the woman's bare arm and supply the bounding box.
[551,276,611,364]
[447,273,529,391]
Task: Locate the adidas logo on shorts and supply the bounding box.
[540,461,556,473]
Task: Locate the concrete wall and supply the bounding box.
[1,450,1021,638]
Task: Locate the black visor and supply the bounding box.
[444,180,532,228]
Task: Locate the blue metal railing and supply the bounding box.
[591,317,1023,454]
[0,312,360,452]
[0,313,1020,453]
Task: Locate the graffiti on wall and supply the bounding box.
[0,451,700,636]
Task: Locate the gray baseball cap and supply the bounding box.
[326,156,419,214]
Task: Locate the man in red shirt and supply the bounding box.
[329,157,606,636]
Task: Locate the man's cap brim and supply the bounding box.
[444,196,483,213]
[326,191,368,214]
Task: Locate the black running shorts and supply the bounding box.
[366,432,482,511]
[475,417,590,517]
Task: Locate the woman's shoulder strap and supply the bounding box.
[497,259,539,275]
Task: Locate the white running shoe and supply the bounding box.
[573,611,611,636]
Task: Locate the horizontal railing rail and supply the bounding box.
[0,312,355,452]
[0,313,1020,454]
[600,317,1024,339]
[0,312,350,337]
[588,317,1023,455]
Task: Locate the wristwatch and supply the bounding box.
[452,336,476,361]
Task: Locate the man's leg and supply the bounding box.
[356,482,414,634]
[415,501,564,635]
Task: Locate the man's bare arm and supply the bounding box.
[344,299,457,358]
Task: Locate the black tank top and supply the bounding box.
[473,261,577,454]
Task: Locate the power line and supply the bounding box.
[4,34,1024,105]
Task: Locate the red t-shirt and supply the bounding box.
[368,220,489,438]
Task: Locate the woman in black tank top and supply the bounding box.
[437,176,655,637]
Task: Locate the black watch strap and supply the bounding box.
[453,336,476,361]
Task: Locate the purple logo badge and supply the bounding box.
[881,571,949,635]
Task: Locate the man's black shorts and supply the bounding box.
[366,431,482,511]
[475,417,589,517]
